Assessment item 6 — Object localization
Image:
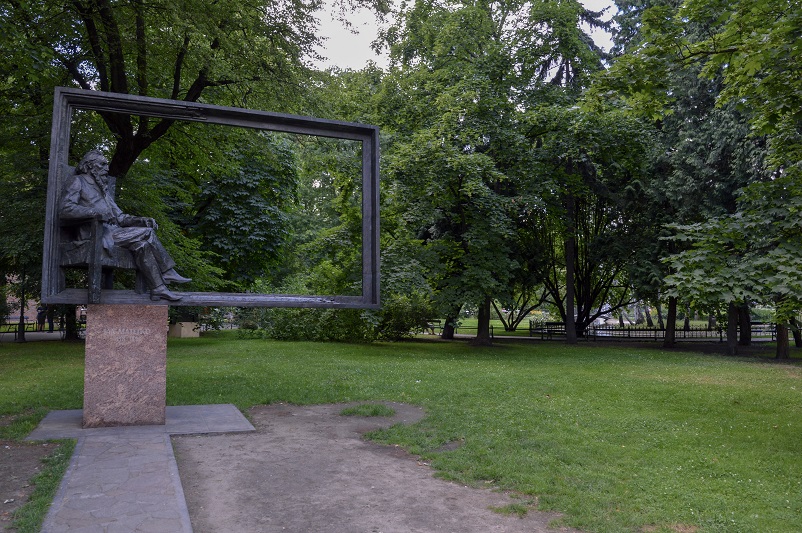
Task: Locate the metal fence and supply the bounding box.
[421,320,777,343]
[529,322,777,342]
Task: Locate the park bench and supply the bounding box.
[58,166,146,304]
[0,320,38,341]
[423,319,442,335]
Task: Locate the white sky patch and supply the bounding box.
[313,0,387,70]
[313,0,616,71]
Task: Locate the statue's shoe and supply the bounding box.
[150,285,182,302]
[163,269,192,284]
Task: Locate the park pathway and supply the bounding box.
[26,404,254,532]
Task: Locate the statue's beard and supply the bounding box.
[92,172,109,196]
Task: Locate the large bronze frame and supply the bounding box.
[42,87,380,309]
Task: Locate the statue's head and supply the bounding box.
[77,150,109,178]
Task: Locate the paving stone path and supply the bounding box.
[26,405,254,533]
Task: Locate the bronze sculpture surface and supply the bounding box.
[60,150,191,301]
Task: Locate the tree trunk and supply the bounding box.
[635,304,645,325]
[683,302,691,331]
[656,300,665,330]
[491,300,512,331]
[63,306,81,341]
[471,297,493,346]
[726,302,738,356]
[441,313,457,340]
[791,318,802,348]
[738,303,752,346]
[645,306,654,328]
[15,308,26,343]
[618,313,625,328]
[564,194,577,344]
[707,314,716,331]
[776,322,790,359]
[15,270,26,343]
[663,296,677,348]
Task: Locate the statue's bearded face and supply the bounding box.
[89,157,110,181]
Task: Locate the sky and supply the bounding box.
[313,0,616,71]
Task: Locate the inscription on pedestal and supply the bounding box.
[83,305,168,428]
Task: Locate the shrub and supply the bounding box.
[375,292,436,341]
[237,307,377,343]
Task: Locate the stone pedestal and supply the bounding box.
[83,305,168,428]
[168,321,199,338]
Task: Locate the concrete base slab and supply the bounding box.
[27,405,253,533]
[27,404,254,441]
[42,434,192,533]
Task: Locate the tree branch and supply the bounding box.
[134,0,149,136]
[134,0,147,96]
[56,55,92,90]
[72,0,109,92]
[172,35,191,100]
[94,0,129,94]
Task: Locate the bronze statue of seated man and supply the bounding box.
[61,150,191,302]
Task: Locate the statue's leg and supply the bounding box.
[151,234,190,284]
[113,227,184,300]
[128,241,163,290]
[112,228,176,281]
[149,234,176,273]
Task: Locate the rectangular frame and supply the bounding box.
[42,87,380,308]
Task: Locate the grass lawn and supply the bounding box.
[1,334,801,532]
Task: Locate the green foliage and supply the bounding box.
[238,307,378,343]
[613,0,802,327]
[0,0,324,173]
[270,135,365,296]
[379,0,522,317]
[376,291,436,340]
[589,0,791,340]
[376,0,644,341]
[665,171,802,322]
[0,80,50,299]
[522,104,654,329]
[683,0,802,161]
[0,0,375,296]
[189,131,298,286]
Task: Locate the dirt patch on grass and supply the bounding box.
[0,440,58,530]
[173,402,582,533]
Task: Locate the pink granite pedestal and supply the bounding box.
[83,304,169,428]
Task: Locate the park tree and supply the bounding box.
[379,0,524,344]
[657,0,799,357]
[590,0,771,351]
[0,0,391,303]
[378,0,609,343]
[1,0,327,175]
[651,71,765,352]
[0,61,64,339]
[522,105,653,340]
[122,124,299,289]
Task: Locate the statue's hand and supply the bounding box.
[91,210,113,223]
[143,217,159,230]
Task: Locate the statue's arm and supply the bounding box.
[103,190,156,228]
[117,213,158,229]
